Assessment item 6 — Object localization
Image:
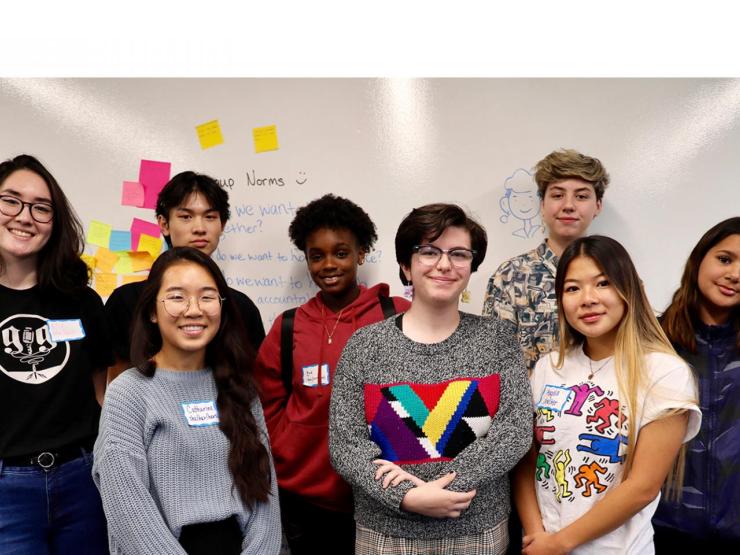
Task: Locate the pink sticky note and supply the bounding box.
[130,218,161,251]
[121,181,145,207]
[139,160,171,209]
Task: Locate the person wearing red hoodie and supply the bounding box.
[254,194,410,554]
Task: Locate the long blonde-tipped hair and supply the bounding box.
[554,235,691,499]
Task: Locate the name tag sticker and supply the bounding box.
[537,384,573,413]
[181,400,219,427]
[47,319,86,342]
[302,363,330,387]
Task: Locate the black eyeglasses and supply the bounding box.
[412,245,476,268]
[0,195,54,223]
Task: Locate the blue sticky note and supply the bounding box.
[109,230,132,252]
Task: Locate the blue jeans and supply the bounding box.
[0,451,108,555]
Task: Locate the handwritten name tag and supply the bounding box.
[536,384,573,413]
[46,319,86,342]
[181,400,219,427]
[302,363,330,387]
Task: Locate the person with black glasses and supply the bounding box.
[0,154,111,554]
[329,203,532,555]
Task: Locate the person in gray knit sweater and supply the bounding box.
[329,204,532,555]
[93,247,281,555]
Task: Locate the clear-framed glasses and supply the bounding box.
[0,195,54,224]
[159,294,225,318]
[413,244,477,268]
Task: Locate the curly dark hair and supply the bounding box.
[288,194,378,252]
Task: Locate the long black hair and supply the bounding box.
[130,247,271,505]
[0,154,88,292]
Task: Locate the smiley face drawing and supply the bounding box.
[499,168,543,239]
[296,171,307,185]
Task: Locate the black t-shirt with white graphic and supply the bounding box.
[0,283,113,457]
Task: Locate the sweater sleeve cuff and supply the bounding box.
[382,480,416,513]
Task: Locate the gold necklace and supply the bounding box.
[322,306,345,344]
[588,356,613,379]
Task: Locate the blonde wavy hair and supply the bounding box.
[535,148,610,201]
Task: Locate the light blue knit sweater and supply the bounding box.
[93,368,281,555]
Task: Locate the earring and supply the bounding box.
[460,288,471,303]
[403,284,414,298]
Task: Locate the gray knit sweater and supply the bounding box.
[329,312,532,539]
[93,368,281,555]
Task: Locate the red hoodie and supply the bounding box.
[254,283,410,512]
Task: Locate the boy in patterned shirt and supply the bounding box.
[482,149,610,374]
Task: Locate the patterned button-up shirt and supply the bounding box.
[482,240,559,373]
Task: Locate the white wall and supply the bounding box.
[1,78,738,328]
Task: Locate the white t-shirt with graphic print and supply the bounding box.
[530,347,701,555]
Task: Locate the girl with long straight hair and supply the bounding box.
[0,154,110,554]
[513,235,701,555]
[93,247,280,555]
[329,203,532,555]
[653,217,740,551]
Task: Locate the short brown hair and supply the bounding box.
[535,149,610,200]
[395,203,487,285]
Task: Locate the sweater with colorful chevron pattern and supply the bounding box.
[329,312,532,539]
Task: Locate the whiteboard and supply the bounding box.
[1,78,738,329]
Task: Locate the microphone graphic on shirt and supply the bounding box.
[2,324,53,380]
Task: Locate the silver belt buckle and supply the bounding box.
[37,452,55,469]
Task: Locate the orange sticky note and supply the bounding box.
[137,234,163,259]
[122,274,147,285]
[95,247,119,273]
[196,120,224,149]
[93,272,117,298]
[81,254,97,272]
[253,124,279,153]
[129,251,154,272]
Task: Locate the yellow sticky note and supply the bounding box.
[130,251,154,272]
[95,247,119,273]
[113,253,134,274]
[122,274,147,285]
[137,234,163,259]
[87,220,112,248]
[196,119,224,150]
[81,254,97,272]
[94,272,117,298]
[253,124,279,153]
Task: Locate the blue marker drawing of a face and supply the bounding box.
[499,168,544,239]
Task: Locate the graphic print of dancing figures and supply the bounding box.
[554,449,573,501]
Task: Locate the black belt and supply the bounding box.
[2,438,96,469]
